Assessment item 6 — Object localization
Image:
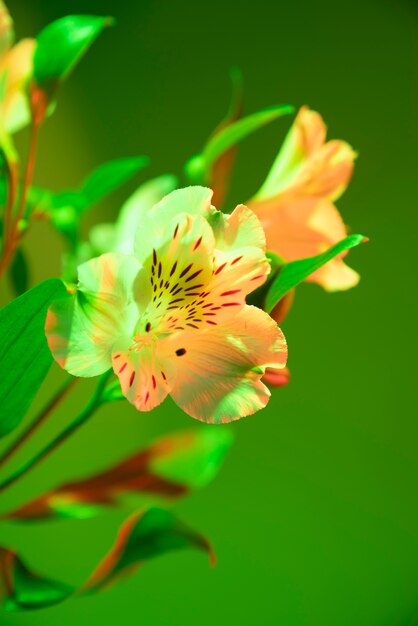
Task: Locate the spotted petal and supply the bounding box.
[134,212,216,334]
[208,204,270,317]
[112,337,175,412]
[166,305,287,423]
[134,187,214,264]
[46,253,141,377]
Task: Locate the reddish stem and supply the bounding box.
[0,378,77,471]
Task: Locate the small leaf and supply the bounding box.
[203,104,293,174]
[0,508,213,611]
[0,547,72,611]
[34,15,114,89]
[81,156,149,208]
[0,278,66,437]
[265,234,367,313]
[9,247,29,295]
[2,428,233,521]
[83,508,215,593]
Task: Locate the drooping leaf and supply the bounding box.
[0,508,214,611]
[9,247,29,295]
[83,508,215,593]
[34,15,114,90]
[185,103,294,188]
[265,234,367,313]
[0,547,72,611]
[81,156,150,208]
[2,428,233,521]
[0,278,66,436]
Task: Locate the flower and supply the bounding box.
[248,106,359,291]
[46,187,287,423]
[0,1,35,134]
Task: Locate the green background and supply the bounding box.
[1,0,417,624]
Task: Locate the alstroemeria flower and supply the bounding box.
[0,1,35,134]
[248,106,359,291]
[46,187,287,423]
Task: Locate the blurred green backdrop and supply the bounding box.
[1,0,417,624]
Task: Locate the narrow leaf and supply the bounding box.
[81,156,149,208]
[203,104,294,173]
[34,15,114,88]
[84,508,215,593]
[2,428,233,521]
[265,234,367,313]
[0,547,72,611]
[0,278,66,436]
[0,508,214,611]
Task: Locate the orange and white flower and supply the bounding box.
[0,1,34,134]
[248,106,359,292]
[46,187,287,423]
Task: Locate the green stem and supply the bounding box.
[0,377,77,471]
[0,372,112,493]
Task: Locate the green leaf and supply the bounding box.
[0,278,66,437]
[265,234,367,313]
[0,547,72,611]
[84,508,215,593]
[0,508,213,611]
[2,428,233,521]
[81,156,149,208]
[9,248,29,296]
[34,15,114,89]
[203,105,293,174]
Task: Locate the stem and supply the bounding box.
[2,158,18,243]
[0,378,77,471]
[0,86,46,279]
[0,372,111,493]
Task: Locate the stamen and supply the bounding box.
[175,348,187,356]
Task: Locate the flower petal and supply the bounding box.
[134,213,216,334]
[1,39,35,134]
[0,1,14,57]
[134,186,213,263]
[167,305,287,423]
[112,339,175,412]
[46,253,141,377]
[255,106,355,202]
[114,174,178,254]
[250,195,358,291]
[205,204,270,322]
